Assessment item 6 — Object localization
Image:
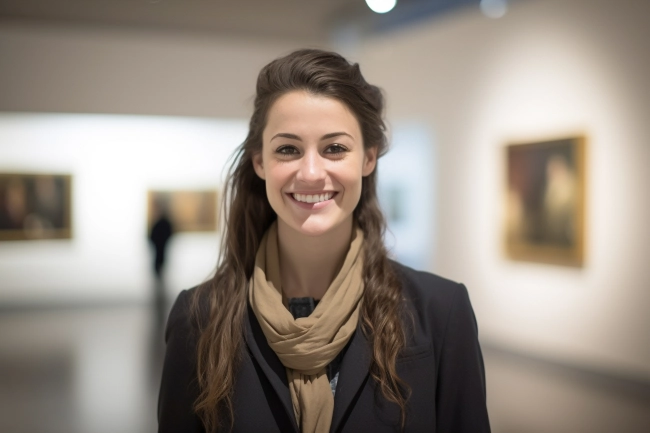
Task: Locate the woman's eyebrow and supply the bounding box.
[270,131,354,142]
[321,132,353,141]
[271,132,301,142]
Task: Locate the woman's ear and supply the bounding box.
[362,146,378,177]
[252,152,266,180]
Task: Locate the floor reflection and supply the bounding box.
[0,301,167,433]
[485,347,650,433]
[0,349,75,433]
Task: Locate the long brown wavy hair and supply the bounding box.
[191,48,409,432]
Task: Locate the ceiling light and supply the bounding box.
[480,0,508,19]
[365,0,397,14]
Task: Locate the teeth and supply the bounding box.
[293,192,334,203]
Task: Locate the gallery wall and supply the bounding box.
[0,114,246,304]
[357,0,650,379]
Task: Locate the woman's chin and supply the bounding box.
[281,215,351,239]
[294,223,336,238]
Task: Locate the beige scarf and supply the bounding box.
[249,221,364,433]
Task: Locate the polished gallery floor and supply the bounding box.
[0,302,648,433]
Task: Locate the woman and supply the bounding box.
[158,49,490,433]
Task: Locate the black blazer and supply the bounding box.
[158,261,491,432]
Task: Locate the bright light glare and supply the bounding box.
[480,0,508,19]
[365,0,397,14]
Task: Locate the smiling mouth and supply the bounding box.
[291,192,336,204]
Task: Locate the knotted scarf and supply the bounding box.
[249,221,364,433]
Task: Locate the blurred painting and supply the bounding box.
[505,136,586,266]
[147,190,218,233]
[0,173,72,241]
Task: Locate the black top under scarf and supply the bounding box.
[287,297,345,395]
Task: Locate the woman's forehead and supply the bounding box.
[264,91,361,141]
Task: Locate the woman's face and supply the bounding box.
[253,90,377,238]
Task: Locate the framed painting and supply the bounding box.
[0,173,73,241]
[504,136,586,266]
[147,189,218,233]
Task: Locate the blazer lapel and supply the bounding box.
[244,304,300,433]
[330,326,372,433]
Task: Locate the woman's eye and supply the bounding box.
[276,145,299,155]
[325,144,348,154]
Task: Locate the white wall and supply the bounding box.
[357,0,650,379]
[377,122,436,270]
[0,114,246,304]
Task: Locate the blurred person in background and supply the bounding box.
[150,198,174,282]
[158,49,490,433]
[149,197,175,343]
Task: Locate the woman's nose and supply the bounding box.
[296,150,325,182]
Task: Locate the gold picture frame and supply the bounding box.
[147,189,218,233]
[504,136,586,266]
[0,173,73,241]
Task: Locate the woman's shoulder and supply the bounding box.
[167,287,196,321]
[389,260,481,350]
[164,286,208,342]
[389,260,475,322]
[389,260,466,300]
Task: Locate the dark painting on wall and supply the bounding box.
[147,190,218,233]
[504,136,586,266]
[0,173,73,241]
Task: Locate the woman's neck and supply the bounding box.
[277,219,353,300]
